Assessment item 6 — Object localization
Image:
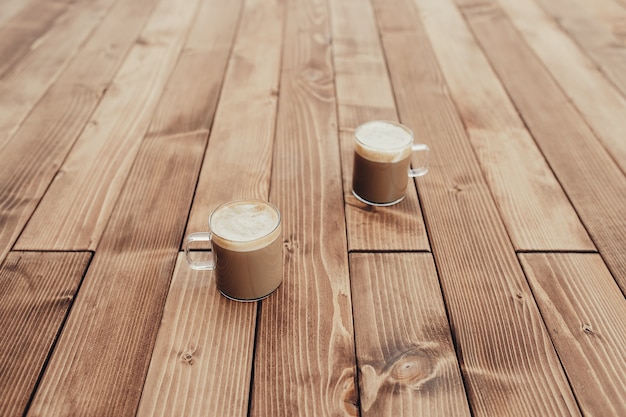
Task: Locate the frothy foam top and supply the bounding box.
[210,200,281,251]
[355,121,413,162]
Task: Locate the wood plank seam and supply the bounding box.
[455,0,626,294]
[373,0,585,414]
[518,252,626,415]
[14,0,204,252]
[0,251,92,417]
[20,250,95,417]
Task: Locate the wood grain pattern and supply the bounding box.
[136,253,256,417]
[0,0,72,79]
[27,131,208,417]
[251,0,357,415]
[139,0,275,415]
[185,0,283,236]
[144,0,242,138]
[0,251,91,417]
[520,253,626,416]
[457,0,626,294]
[0,0,115,150]
[16,0,201,252]
[499,0,626,175]
[330,0,429,252]
[532,0,626,98]
[413,0,594,251]
[0,0,160,264]
[577,0,626,33]
[350,253,470,416]
[372,0,582,415]
[0,0,32,28]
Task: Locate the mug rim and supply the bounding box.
[208,199,281,244]
[354,120,414,151]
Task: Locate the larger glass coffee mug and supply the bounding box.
[352,121,429,206]
[184,200,283,302]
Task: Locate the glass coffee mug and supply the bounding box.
[352,120,429,206]
[184,200,283,301]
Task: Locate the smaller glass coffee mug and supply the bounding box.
[352,120,429,206]
[184,200,283,302]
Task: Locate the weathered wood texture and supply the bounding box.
[414,0,593,251]
[186,0,283,236]
[15,0,201,252]
[532,0,626,98]
[143,0,242,138]
[0,0,32,28]
[0,0,159,264]
[0,251,91,417]
[136,253,256,417]
[0,0,116,149]
[372,0,582,415]
[27,131,207,416]
[456,0,626,294]
[251,0,357,415]
[350,253,470,416]
[330,0,429,252]
[139,0,278,415]
[520,253,626,416]
[0,0,73,78]
[499,0,626,176]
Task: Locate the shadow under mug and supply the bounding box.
[351,120,429,206]
[184,200,283,302]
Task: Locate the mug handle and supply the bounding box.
[408,143,430,177]
[184,232,216,270]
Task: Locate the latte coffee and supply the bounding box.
[209,200,282,301]
[352,121,428,206]
[185,200,283,301]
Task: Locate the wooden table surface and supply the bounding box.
[2,0,626,415]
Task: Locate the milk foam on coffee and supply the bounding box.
[210,201,281,251]
[355,121,413,163]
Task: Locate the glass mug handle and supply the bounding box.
[184,232,216,270]
[408,143,430,178]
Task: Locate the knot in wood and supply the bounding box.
[180,352,195,365]
[387,348,434,386]
[389,356,432,384]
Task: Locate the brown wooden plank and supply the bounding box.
[456,0,626,294]
[0,0,115,150]
[185,0,283,237]
[499,0,626,176]
[413,0,594,251]
[520,253,626,416]
[350,253,470,416]
[15,0,202,252]
[27,130,208,416]
[578,0,626,33]
[330,0,429,252]
[372,0,582,415]
[0,0,33,28]
[251,0,357,415]
[136,253,256,417]
[531,0,626,98]
[0,251,91,417]
[143,0,242,138]
[0,0,73,79]
[138,0,279,414]
[0,0,160,265]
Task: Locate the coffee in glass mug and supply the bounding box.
[184,200,283,301]
[352,121,429,206]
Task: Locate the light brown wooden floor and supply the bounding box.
[1,0,626,415]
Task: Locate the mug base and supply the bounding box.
[352,190,406,207]
[218,284,280,302]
